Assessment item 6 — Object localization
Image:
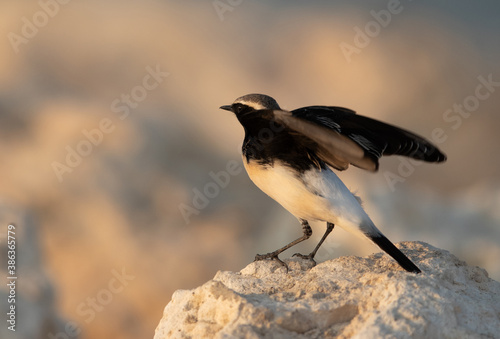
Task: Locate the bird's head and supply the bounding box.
[220,94,280,116]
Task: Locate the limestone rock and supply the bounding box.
[154,242,500,339]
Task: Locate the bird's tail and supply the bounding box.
[369,233,421,273]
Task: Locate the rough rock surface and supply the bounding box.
[154,242,500,339]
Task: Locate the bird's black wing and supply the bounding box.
[274,106,446,172]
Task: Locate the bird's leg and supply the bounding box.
[294,222,335,262]
[254,219,312,270]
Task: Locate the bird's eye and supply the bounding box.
[235,104,243,113]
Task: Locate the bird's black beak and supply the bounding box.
[220,105,232,112]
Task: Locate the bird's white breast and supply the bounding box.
[242,156,377,238]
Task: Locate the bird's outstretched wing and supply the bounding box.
[273,106,447,172]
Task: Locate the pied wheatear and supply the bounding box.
[220,94,446,273]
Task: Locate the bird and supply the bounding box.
[220,93,446,273]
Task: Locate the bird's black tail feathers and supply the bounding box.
[370,234,421,273]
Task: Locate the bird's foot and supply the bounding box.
[292,252,317,265]
[254,252,288,272]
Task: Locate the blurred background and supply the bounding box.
[0,1,499,338]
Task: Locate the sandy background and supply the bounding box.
[0,1,499,338]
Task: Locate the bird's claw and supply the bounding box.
[292,252,317,265]
[254,253,288,272]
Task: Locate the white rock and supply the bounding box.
[154,242,500,339]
